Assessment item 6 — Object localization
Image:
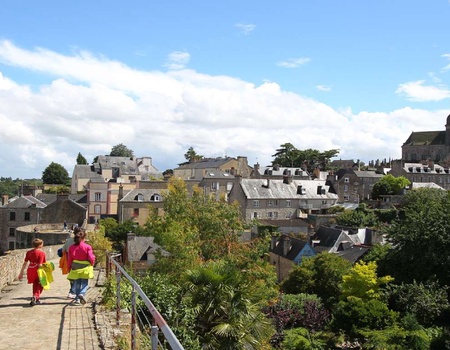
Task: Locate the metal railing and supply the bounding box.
[106,253,185,350]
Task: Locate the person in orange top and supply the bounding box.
[18,238,47,306]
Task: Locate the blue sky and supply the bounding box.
[1,1,450,179]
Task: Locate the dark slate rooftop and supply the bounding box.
[270,235,309,261]
[335,245,370,263]
[402,130,446,146]
[5,195,47,208]
[175,157,234,170]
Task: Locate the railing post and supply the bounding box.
[116,268,121,326]
[131,286,137,350]
[151,325,158,350]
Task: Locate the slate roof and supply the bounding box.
[312,226,343,251]
[120,189,165,202]
[269,235,310,261]
[402,131,446,146]
[175,157,234,170]
[72,164,103,179]
[336,245,370,263]
[353,171,384,179]
[239,179,338,200]
[35,193,87,205]
[5,195,47,208]
[260,166,309,177]
[126,235,168,262]
[97,156,139,174]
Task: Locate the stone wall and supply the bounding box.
[0,245,60,291]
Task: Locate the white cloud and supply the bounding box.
[316,85,331,92]
[442,53,450,71]
[235,23,256,36]
[395,80,450,101]
[277,57,311,68]
[164,51,191,70]
[0,40,446,179]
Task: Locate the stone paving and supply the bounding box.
[0,258,107,350]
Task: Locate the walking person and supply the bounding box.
[60,231,75,298]
[18,238,47,306]
[67,227,95,305]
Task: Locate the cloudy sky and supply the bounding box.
[1,1,450,179]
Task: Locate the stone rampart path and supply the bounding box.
[0,258,105,350]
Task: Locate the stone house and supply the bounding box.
[0,194,87,252]
[269,234,316,282]
[118,187,166,225]
[0,195,46,252]
[251,163,310,180]
[71,155,162,194]
[402,113,450,164]
[228,177,339,222]
[174,156,252,180]
[123,233,168,274]
[198,171,235,201]
[389,159,450,190]
[328,169,384,203]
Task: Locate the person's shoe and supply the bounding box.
[73,299,81,306]
[29,297,36,307]
[67,293,76,299]
[35,299,41,305]
[78,295,86,305]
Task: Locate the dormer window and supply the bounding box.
[134,193,144,201]
[150,194,161,202]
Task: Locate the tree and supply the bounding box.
[182,260,274,349]
[42,162,69,184]
[76,152,88,165]
[340,261,393,301]
[384,187,450,286]
[184,146,203,162]
[372,174,411,200]
[272,143,299,167]
[110,143,134,157]
[281,252,352,307]
[385,281,449,326]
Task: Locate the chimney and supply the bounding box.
[118,184,124,201]
[2,194,8,206]
[273,164,280,171]
[427,159,435,171]
[282,236,291,256]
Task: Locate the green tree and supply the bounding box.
[110,143,134,157]
[281,253,352,307]
[384,187,450,285]
[272,143,299,167]
[341,261,393,301]
[182,260,274,349]
[372,174,411,200]
[386,281,449,326]
[42,162,70,184]
[184,146,203,162]
[76,152,88,165]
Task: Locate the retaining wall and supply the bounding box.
[0,245,60,291]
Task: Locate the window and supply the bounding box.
[344,177,350,183]
[9,212,15,221]
[273,212,278,219]
[9,228,15,236]
[24,212,31,221]
[285,211,292,219]
[286,200,291,207]
[8,241,15,250]
[227,182,233,191]
[268,200,273,207]
[253,212,259,218]
[95,192,101,201]
[211,182,218,191]
[267,212,273,218]
[344,184,349,192]
[344,195,349,201]
[133,208,139,217]
[253,200,259,208]
[94,204,101,214]
[150,194,161,201]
